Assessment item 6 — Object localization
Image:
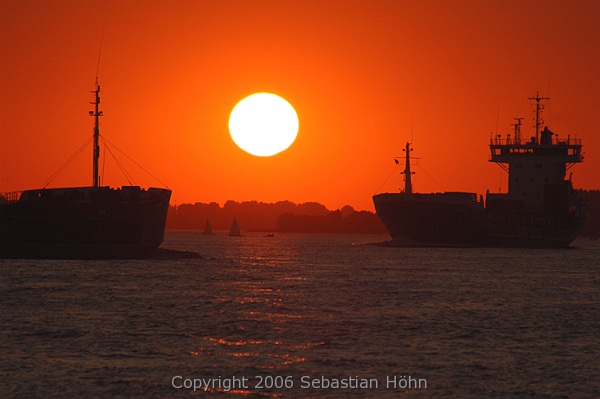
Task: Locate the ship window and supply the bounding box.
[515,177,520,182]
[530,178,534,182]
[535,163,542,168]
[523,192,527,196]
[537,192,541,197]
[545,178,548,183]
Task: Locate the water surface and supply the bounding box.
[1,232,599,398]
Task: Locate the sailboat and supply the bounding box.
[203,219,213,235]
[228,217,241,237]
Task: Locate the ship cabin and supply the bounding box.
[487,125,583,215]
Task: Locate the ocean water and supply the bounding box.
[1,231,599,398]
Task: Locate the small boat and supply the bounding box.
[229,217,241,236]
[203,219,213,235]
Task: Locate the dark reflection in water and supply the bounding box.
[1,232,599,398]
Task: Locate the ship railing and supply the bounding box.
[0,191,22,204]
[490,135,582,146]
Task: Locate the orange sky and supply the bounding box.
[1,0,598,211]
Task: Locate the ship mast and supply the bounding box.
[512,117,523,144]
[90,81,103,187]
[401,142,414,194]
[528,92,549,143]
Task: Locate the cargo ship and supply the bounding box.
[0,83,171,259]
[373,94,586,248]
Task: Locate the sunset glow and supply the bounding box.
[1,1,598,211]
[229,93,299,157]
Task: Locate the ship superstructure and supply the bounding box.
[373,94,586,248]
[485,94,585,246]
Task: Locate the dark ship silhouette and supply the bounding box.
[0,83,171,259]
[373,94,586,248]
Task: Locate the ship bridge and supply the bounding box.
[489,129,583,165]
[487,95,583,214]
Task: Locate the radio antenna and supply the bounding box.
[546,67,552,99]
[410,113,414,143]
[95,19,107,84]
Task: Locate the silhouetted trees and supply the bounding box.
[166,190,600,236]
[166,200,387,234]
[579,190,600,237]
[276,209,386,233]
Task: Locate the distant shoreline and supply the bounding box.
[167,190,600,237]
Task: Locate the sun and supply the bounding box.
[229,93,299,157]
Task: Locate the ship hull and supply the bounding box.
[373,192,486,247]
[373,192,585,248]
[484,213,585,248]
[0,186,171,259]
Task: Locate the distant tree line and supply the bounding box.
[276,208,387,234]
[166,200,387,234]
[579,190,600,237]
[167,190,600,236]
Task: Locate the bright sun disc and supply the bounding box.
[229,93,299,157]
